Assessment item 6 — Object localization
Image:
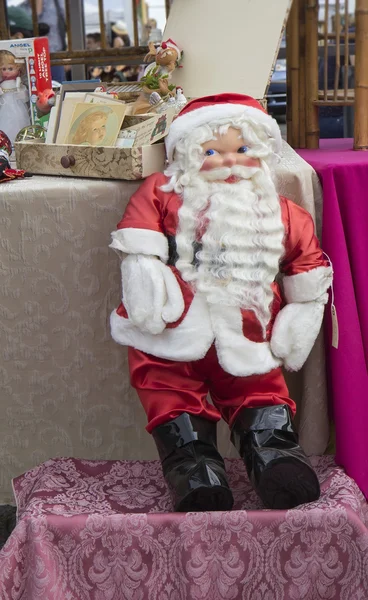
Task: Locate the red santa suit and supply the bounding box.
[110,93,332,512]
[110,172,331,432]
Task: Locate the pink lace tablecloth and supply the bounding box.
[1,456,367,600]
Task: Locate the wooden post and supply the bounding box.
[29,0,39,37]
[98,0,107,49]
[132,0,139,46]
[305,0,319,148]
[299,0,307,147]
[323,0,329,99]
[354,0,368,150]
[343,0,349,100]
[286,0,300,147]
[65,0,73,51]
[333,0,341,100]
[0,0,9,40]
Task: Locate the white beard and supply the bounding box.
[175,164,285,336]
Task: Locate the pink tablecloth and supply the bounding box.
[298,139,368,499]
[0,456,367,599]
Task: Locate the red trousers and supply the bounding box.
[128,344,296,433]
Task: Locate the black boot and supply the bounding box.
[152,413,234,512]
[231,405,320,509]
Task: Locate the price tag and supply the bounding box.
[331,304,339,349]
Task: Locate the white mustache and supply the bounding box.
[199,165,260,182]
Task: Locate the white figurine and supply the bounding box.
[175,87,187,112]
[0,50,31,145]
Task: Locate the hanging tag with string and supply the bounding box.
[324,252,338,349]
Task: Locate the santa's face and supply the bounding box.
[200,127,260,183]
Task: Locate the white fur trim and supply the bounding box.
[283,266,332,303]
[165,104,282,162]
[270,301,325,372]
[210,305,282,377]
[121,255,184,335]
[110,292,214,361]
[109,228,168,263]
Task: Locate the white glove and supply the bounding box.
[121,254,185,335]
[270,295,328,371]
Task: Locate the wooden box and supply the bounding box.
[14,141,166,180]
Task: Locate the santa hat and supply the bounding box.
[159,39,181,60]
[165,93,282,163]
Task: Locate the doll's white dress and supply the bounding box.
[0,78,31,145]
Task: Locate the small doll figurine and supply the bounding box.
[132,39,181,115]
[0,50,31,145]
[143,39,182,78]
[0,130,27,183]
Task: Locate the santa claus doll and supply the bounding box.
[110,93,332,512]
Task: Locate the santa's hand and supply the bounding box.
[270,295,328,371]
[121,254,184,334]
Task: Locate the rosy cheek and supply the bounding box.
[238,155,260,168]
[200,156,221,171]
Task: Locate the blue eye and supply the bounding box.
[237,145,248,153]
[205,149,216,156]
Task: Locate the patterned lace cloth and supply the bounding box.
[0,455,367,599]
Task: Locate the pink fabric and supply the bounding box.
[298,139,368,499]
[1,456,368,599]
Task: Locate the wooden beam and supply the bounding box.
[132,0,139,46]
[305,0,319,148]
[286,0,300,148]
[29,0,39,37]
[354,0,368,150]
[51,47,148,60]
[333,0,341,101]
[98,0,107,49]
[298,0,307,147]
[0,0,9,40]
[65,0,73,51]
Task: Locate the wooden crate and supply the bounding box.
[14,141,166,181]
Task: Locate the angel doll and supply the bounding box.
[0,50,31,146]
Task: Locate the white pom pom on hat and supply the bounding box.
[165,92,282,163]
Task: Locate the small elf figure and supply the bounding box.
[0,130,28,183]
[133,39,182,115]
[143,39,182,78]
[0,50,31,145]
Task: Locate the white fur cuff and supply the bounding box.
[283,266,332,304]
[270,301,325,372]
[109,228,169,263]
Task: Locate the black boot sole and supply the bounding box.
[176,485,234,513]
[257,458,321,510]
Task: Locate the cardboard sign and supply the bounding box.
[163,0,292,99]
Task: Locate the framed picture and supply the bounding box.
[62,102,127,147]
[53,81,102,143]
